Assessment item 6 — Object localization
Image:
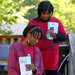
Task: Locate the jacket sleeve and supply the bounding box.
[7,45,19,75]
[53,33,66,43]
[53,20,67,43]
[34,48,44,75]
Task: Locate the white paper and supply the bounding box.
[47,22,58,40]
[19,54,32,75]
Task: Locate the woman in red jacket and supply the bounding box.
[7,25,44,75]
[21,1,67,75]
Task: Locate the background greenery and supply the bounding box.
[0,0,75,34]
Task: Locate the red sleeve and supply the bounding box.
[7,45,19,75]
[58,21,67,38]
[27,19,34,26]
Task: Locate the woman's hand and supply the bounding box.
[47,29,56,39]
[25,64,36,73]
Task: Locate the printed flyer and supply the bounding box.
[19,54,32,75]
[47,22,58,40]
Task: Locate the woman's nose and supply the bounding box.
[45,14,48,17]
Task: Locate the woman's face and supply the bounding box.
[28,32,41,46]
[40,10,50,21]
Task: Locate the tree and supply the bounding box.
[0,0,39,34]
[49,0,75,33]
[0,0,75,34]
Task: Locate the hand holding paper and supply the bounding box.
[19,54,32,75]
[47,22,58,40]
[47,29,56,39]
[25,64,36,72]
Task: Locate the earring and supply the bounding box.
[26,39,30,44]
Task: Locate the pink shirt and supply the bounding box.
[7,42,44,75]
[21,42,34,61]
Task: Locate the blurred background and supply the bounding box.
[0,0,75,35]
[0,0,75,75]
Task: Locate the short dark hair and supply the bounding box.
[23,24,42,39]
[38,1,54,17]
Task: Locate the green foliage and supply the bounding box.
[71,0,75,3]
[0,0,75,34]
[48,0,75,33]
[0,0,39,34]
